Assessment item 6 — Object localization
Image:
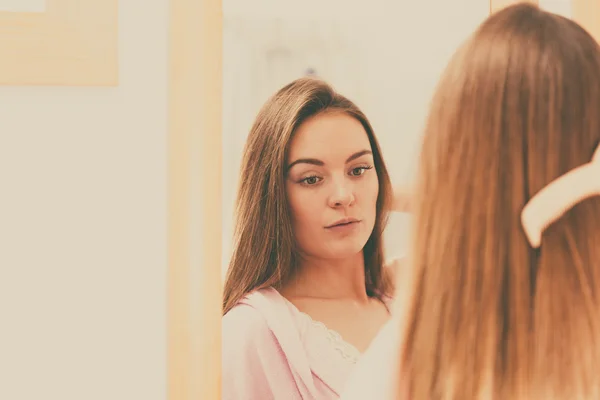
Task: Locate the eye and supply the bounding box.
[301,175,321,185]
[350,165,373,176]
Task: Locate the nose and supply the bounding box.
[327,178,355,208]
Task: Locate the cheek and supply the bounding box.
[289,201,310,226]
[358,173,380,210]
[286,185,321,232]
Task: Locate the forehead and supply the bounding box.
[288,112,372,160]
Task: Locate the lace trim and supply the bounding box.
[297,311,361,364]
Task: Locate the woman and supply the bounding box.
[222,77,402,399]
[341,3,600,400]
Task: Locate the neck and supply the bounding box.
[283,252,369,302]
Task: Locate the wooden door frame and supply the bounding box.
[167,0,223,399]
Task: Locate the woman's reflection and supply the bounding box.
[222,77,404,399]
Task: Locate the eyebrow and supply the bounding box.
[286,149,373,171]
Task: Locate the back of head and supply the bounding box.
[400,4,600,399]
[223,77,393,315]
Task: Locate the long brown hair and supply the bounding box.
[400,4,600,399]
[223,77,393,315]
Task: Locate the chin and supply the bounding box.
[322,238,368,260]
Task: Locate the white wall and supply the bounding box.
[539,0,572,17]
[221,0,491,274]
[0,1,168,399]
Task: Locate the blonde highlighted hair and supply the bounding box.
[400,4,600,399]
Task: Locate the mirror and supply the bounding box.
[221,0,491,277]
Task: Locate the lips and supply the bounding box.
[325,218,360,229]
